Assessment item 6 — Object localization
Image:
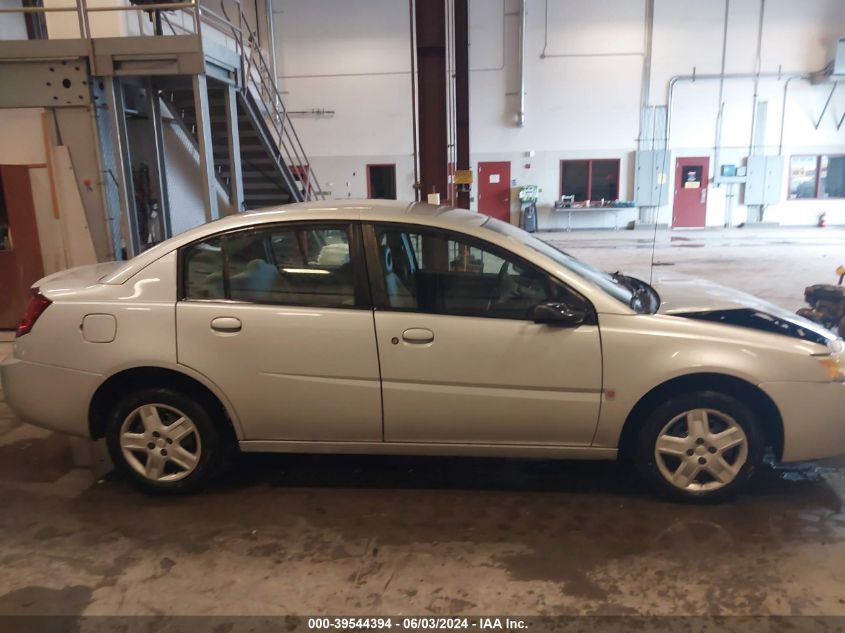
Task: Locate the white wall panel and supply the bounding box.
[273,0,410,77]
[272,0,845,226]
[282,74,414,157]
[543,0,646,57]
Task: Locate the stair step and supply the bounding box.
[242,181,286,191]
[163,83,316,204]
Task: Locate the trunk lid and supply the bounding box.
[35,262,123,298]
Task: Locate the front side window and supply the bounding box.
[373,225,584,320]
[482,216,644,310]
[183,225,357,308]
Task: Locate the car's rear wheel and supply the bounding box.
[106,388,223,494]
[635,391,764,502]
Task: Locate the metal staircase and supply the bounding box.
[176,0,325,207]
[164,87,297,208]
[0,0,325,263]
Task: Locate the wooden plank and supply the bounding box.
[41,110,61,220]
[54,146,97,267]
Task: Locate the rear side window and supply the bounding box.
[182,225,357,309]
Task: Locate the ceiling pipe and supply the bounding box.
[408,0,420,200]
[636,0,654,153]
[748,0,766,157]
[517,0,526,126]
[664,70,818,160]
[777,59,836,153]
[713,0,730,180]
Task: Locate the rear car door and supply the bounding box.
[176,222,383,441]
[365,223,603,446]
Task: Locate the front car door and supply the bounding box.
[365,223,603,446]
[176,221,383,441]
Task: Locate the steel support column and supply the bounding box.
[105,77,139,258]
[145,78,172,239]
[415,0,448,202]
[224,83,244,214]
[193,74,219,222]
[453,0,470,209]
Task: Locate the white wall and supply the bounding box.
[272,0,845,228]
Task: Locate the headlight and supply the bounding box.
[816,355,845,382]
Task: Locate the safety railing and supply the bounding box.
[0,0,325,201]
[0,0,200,40]
[217,0,325,201]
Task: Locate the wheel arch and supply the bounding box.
[89,365,241,444]
[616,372,784,462]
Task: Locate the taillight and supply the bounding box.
[16,291,52,337]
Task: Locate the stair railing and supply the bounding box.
[207,0,326,202]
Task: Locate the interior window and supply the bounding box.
[561,159,620,202]
[183,225,356,308]
[788,155,845,199]
[374,225,580,320]
[821,155,845,198]
[789,156,818,199]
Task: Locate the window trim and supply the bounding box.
[362,221,596,323]
[788,154,845,200]
[559,158,621,202]
[177,220,373,310]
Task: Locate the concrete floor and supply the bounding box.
[2,227,845,618]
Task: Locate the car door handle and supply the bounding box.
[402,328,434,344]
[210,317,242,333]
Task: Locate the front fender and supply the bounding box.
[592,313,823,448]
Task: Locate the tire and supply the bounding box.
[634,391,764,503]
[106,388,224,494]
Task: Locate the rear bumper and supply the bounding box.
[0,356,100,438]
[760,381,845,462]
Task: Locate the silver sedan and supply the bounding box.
[3,200,844,501]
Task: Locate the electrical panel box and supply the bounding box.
[634,150,671,206]
[744,155,784,205]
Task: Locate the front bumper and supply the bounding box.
[760,381,845,462]
[0,356,101,438]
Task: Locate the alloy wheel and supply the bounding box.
[653,408,748,492]
[119,404,202,482]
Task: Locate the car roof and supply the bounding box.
[101,200,488,284]
[221,199,487,228]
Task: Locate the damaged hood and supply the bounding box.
[654,274,792,316]
[651,273,839,346]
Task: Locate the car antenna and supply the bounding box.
[649,142,671,286]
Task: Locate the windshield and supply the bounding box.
[482,217,639,309]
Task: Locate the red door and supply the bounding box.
[477,161,511,222]
[672,157,709,228]
[0,166,44,329]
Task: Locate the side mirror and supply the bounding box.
[533,302,588,327]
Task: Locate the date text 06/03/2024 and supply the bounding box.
[306,617,528,630]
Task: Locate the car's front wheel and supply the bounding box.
[106,388,223,494]
[635,391,764,502]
